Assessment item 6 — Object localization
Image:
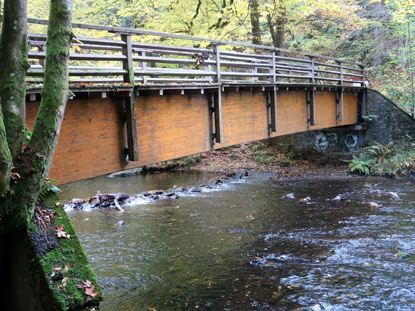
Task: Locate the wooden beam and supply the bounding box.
[121,34,134,84]
[336,88,344,123]
[213,44,222,84]
[270,86,278,132]
[306,88,315,127]
[213,88,223,143]
[124,95,139,161]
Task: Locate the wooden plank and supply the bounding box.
[133,68,216,76]
[27,67,127,77]
[132,42,211,53]
[221,72,273,77]
[306,88,315,127]
[121,34,134,84]
[213,88,223,143]
[220,50,273,59]
[269,87,277,132]
[133,55,216,66]
[124,96,139,161]
[271,50,277,84]
[28,51,126,61]
[336,88,344,123]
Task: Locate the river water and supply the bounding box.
[61,171,415,310]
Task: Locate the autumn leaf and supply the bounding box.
[85,286,99,297]
[77,279,93,289]
[55,225,68,238]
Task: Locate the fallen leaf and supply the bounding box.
[77,280,92,289]
[62,276,68,287]
[85,286,99,297]
[55,225,68,238]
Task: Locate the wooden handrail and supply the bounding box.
[26,18,365,88]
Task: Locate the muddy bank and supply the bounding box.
[188,143,352,181]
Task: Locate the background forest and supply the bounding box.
[3,0,415,112]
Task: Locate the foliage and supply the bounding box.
[349,142,415,177]
[38,177,61,202]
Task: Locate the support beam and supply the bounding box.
[213,88,223,143]
[336,87,344,123]
[123,95,139,161]
[265,87,278,134]
[270,86,278,132]
[306,88,315,127]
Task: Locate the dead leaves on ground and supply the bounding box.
[77,280,99,297]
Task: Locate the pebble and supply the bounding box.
[369,202,381,208]
[387,192,400,200]
[283,193,296,199]
[300,196,311,203]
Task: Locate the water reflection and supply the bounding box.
[63,173,415,310]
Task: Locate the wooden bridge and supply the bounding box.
[25,19,367,184]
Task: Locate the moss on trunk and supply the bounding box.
[0,0,28,162]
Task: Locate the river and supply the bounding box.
[60,171,415,310]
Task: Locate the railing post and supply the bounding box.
[271,50,277,84]
[310,56,315,84]
[213,44,221,84]
[337,61,343,86]
[38,45,45,68]
[212,43,223,143]
[120,33,139,161]
[335,61,344,123]
[121,34,134,84]
[141,51,148,84]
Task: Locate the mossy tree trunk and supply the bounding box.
[0,0,74,308]
[249,0,262,46]
[0,0,29,165]
[0,0,28,198]
[0,0,73,231]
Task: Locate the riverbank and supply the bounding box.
[145,141,352,181]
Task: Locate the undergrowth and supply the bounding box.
[349,142,415,177]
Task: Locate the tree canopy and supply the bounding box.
[2,0,413,110]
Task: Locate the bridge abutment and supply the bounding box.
[272,89,415,154]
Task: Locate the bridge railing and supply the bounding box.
[26,18,365,88]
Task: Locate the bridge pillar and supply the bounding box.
[120,33,139,161]
[306,87,315,127]
[336,87,344,123]
[265,87,277,134]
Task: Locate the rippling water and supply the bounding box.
[62,172,415,310]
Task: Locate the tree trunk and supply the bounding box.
[1,0,74,307]
[0,0,28,164]
[249,0,262,45]
[267,0,286,50]
[0,0,73,231]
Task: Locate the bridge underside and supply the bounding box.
[26,84,363,184]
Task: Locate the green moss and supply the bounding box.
[35,201,102,310]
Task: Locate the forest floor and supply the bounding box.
[146,142,354,181]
